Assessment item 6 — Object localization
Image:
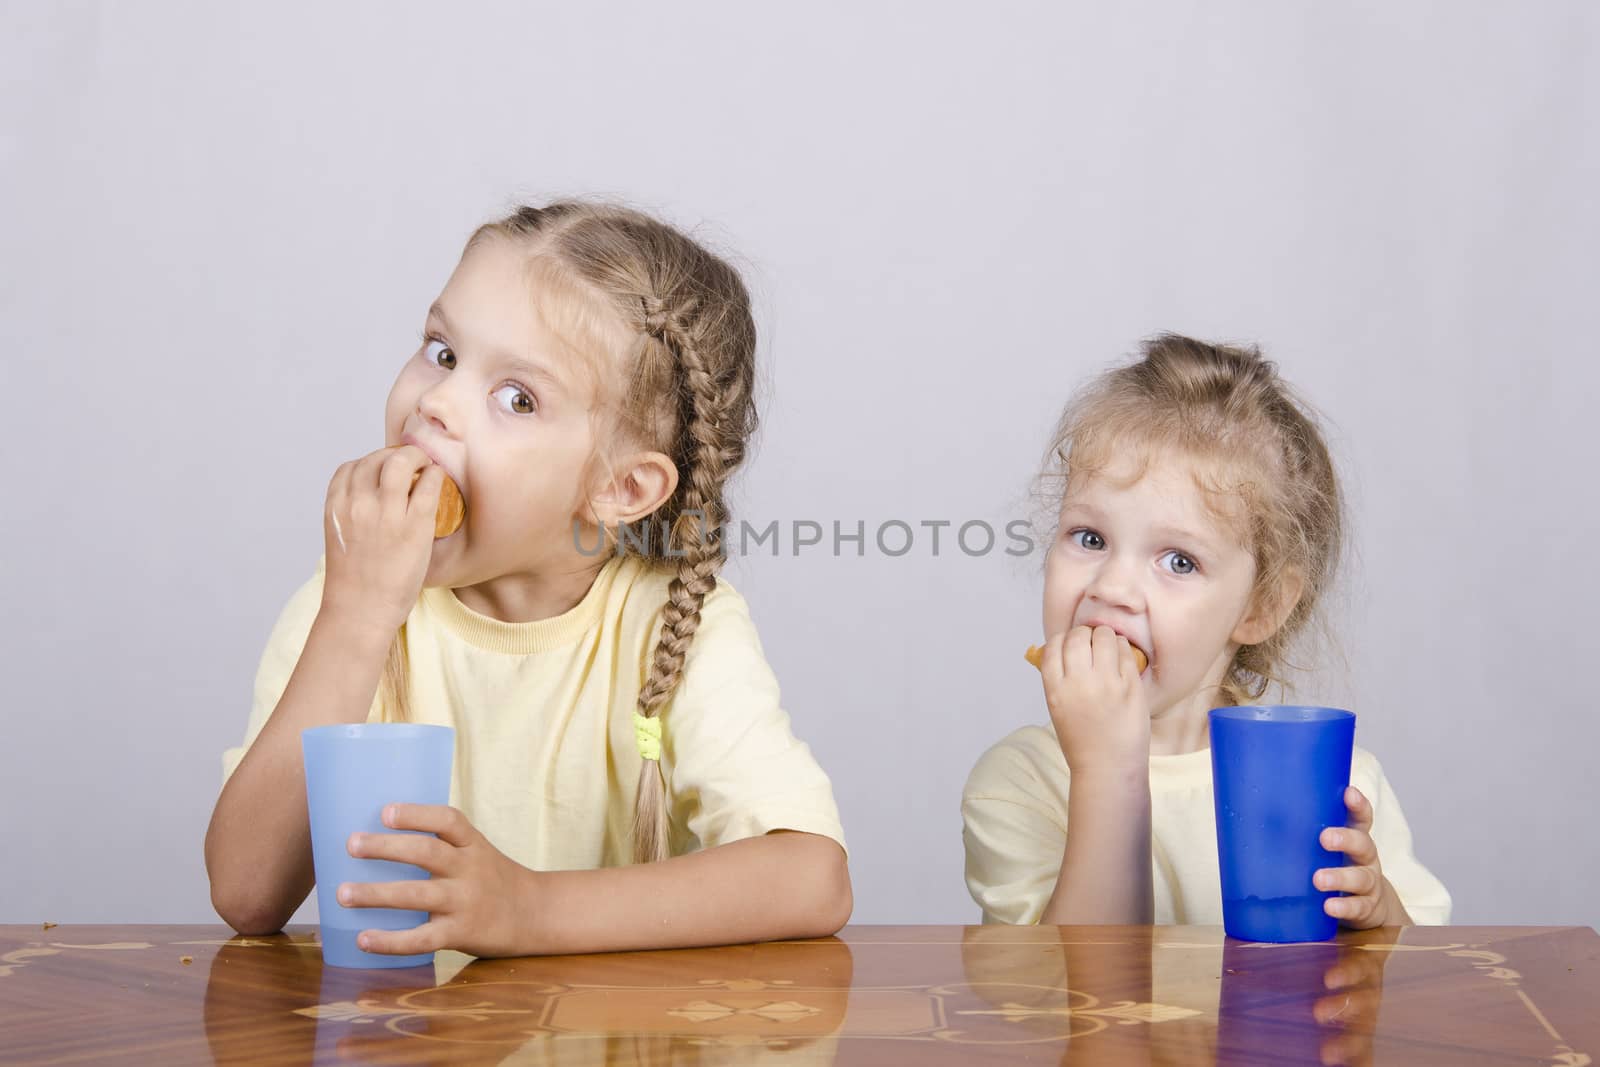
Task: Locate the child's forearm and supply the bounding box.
[1039,769,1154,925]
[507,831,852,956]
[204,606,394,935]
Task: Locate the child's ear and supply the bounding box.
[589,451,679,527]
[1232,567,1305,647]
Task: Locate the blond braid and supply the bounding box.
[377,629,411,723]
[630,311,741,863]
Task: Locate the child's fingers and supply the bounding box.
[326,460,356,511]
[1314,863,1380,897]
[1116,635,1139,679]
[384,803,476,847]
[1088,625,1121,672]
[1320,825,1379,868]
[1343,786,1373,833]
[354,446,396,496]
[356,919,445,957]
[346,830,451,872]
[1040,630,1068,680]
[325,461,357,548]
[1063,625,1093,676]
[409,464,445,527]
[338,876,444,913]
[1324,891,1382,926]
[380,446,432,519]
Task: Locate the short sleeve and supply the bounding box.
[962,733,1069,925]
[220,560,331,787]
[657,581,847,857]
[1352,749,1453,924]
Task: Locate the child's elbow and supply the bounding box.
[212,895,278,938]
[816,868,853,937]
[797,837,853,938]
[209,880,289,937]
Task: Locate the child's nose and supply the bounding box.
[1085,554,1142,609]
[416,383,459,435]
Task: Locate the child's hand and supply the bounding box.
[321,445,444,637]
[1315,786,1413,928]
[1038,624,1149,775]
[338,803,534,959]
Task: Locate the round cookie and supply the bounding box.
[1025,639,1148,674]
[411,470,466,538]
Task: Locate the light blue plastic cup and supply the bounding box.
[302,723,454,969]
[1210,705,1355,943]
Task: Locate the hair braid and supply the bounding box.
[378,628,410,723]
[629,310,744,863]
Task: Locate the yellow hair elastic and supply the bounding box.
[633,712,663,762]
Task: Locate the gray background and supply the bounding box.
[4,2,1596,930]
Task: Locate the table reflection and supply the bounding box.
[203,933,853,1065]
[5,922,1584,1065]
[956,924,1398,1065]
[1216,929,1397,1067]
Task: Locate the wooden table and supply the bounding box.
[1,924,1595,1064]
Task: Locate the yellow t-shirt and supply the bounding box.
[223,555,846,871]
[963,725,1451,925]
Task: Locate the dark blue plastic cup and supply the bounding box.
[302,723,455,969]
[1209,705,1355,943]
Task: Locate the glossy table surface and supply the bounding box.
[1,924,1595,1064]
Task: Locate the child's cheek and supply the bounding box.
[384,376,416,444]
[1041,548,1077,631]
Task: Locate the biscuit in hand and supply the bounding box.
[1025,639,1147,673]
[411,470,465,538]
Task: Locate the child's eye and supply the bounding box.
[1162,550,1198,576]
[493,384,537,415]
[424,338,456,370]
[1069,529,1106,551]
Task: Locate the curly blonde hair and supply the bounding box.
[1040,333,1346,706]
[381,201,757,863]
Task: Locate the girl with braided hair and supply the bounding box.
[963,334,1450,928]
[207,201,850,958]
